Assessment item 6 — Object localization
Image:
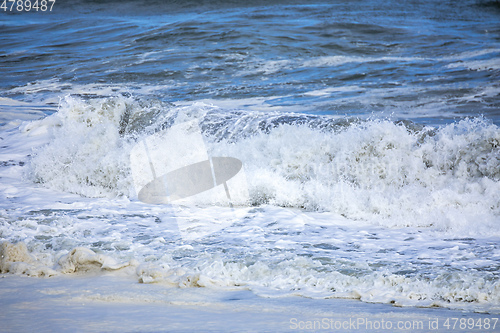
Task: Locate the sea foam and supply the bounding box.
[27,95,500,234]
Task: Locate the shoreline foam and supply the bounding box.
[1,273,499,333]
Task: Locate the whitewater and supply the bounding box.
[1,0,500,331]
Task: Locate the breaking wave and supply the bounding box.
[26,95,500,233]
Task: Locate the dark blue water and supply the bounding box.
[1,0,499,124]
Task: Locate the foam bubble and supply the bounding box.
[0,242,57,277]
[58,247,137,274]
[0,241,137,277]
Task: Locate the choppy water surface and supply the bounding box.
[1,0,500,314]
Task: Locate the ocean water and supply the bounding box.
[1,0,500,318]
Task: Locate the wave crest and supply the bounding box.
[27,95,500,232]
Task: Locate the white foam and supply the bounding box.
[1,97,499,313]
[0,242,57,277]
[27,95,135,198]
[303,86,362,97]
[57,247,138,274]
[238,59,292,76]
[300,55,421,68]
[6,79,173,106]
[22,97,500,234]
[0,198,499,312]
[215,118,500,234]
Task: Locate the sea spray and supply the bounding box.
[27,96,500,233]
